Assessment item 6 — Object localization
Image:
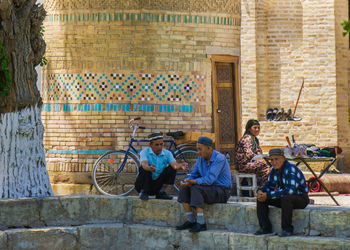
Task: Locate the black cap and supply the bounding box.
[269,148,284,157]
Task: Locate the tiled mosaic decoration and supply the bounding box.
[43,72,206,103]
[45,12,240,27]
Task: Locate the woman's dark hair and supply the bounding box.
[245,119,260,135]
[245,119,260,150]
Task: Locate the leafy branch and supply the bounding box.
[341,20,350,37]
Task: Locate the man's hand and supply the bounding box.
[177,160,188,171]
[144,165,156,172]
[180,180,192,187]
[257,190,267,202]
[180,179,196,187]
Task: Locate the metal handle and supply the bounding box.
[217,109,221,113]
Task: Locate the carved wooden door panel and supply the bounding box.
[212,57,240,164]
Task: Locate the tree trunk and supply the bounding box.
[0,105,53,198]
[0,1,53,197]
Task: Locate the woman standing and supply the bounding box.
[235,120,270,186]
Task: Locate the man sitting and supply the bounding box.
[135,132,188,200]
[176,136,232,233]
[255,148,309,237]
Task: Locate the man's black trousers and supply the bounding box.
[134,166,176,195]
[256,194,309,233]
[177,184,231,209]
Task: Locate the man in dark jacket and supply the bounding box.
[255,148,309,237]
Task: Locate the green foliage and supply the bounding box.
[341,20,350,37]
[39,26,48,67]
[0,41,11,97]
[40,56,48,66]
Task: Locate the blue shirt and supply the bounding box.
[186,150,232,189]
[259,160,308,199]
[140,147,176,180]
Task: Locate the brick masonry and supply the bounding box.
[241,0,350,169]
[42,0,350,185]
[42,0,241,175]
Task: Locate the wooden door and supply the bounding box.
[212,56,241,162]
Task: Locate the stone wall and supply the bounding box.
[241,0,350,170]
[42,0,241,181]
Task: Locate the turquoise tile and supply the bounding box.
[189,16,192,23]
[177,15,181,22]
[161,14,164,22]
[138,13,141,21]
[144,13,147,21]
[70,14,73,21]
[156,14,159,22]
[126,13,129,21]
[194,16,197,23]
[104,14,107,21]
[199,16,202,23]
[204,16,207,23]
[167,15,170,22]
[150,14,153,21]
[114,13,118,21]
[131,13,135,21]
[83,14,86,21]
[183,15,187,23]
[120,13,123,21]
[109,13,112,21]
[172,15,175,22]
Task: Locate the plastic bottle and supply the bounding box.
[225,152,230,164]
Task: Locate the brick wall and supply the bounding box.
[42,0,241,176]
[241,0,350,170]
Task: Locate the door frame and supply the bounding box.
[211,55,242,149]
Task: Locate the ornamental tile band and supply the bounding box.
[45,12,241,26]
[43,72,206,103]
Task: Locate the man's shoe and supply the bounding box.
[254,228,272,235]
[155,191,173,200]
[139,192,149,200]
[176,221,196,230]
[279,230,293,237]
[189,223,207,233]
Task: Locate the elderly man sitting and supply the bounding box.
[255,148,309,237]
[176,136,232,233]
[135,132,188,200]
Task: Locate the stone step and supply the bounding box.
[0,223,349,250]
[0,195,349,238]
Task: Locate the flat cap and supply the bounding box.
[269,148,284,157]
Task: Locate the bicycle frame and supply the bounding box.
[116,118,190,176]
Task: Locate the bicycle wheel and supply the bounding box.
[173,149,198,192]
[92,150,140,196]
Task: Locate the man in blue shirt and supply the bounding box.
[255,148,309,237]
[176,136,232,233]
[135,132,188,200]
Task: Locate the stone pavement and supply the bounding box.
[0,195,349,249]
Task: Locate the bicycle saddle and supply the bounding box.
[166,131,184,138]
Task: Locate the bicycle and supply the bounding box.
[92,117,198,196]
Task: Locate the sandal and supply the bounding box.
[266,108,273,121]
[275,108,284,121]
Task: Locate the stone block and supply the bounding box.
[7,227,78,250]
[310,207,350,237]
[267,235,348,250]
[39,195,128,226]
[0,232,7,249]
[0,198,42,229]
[205,202,259,233]
[179,229,230,250]
[130,198,182,226]
[77,223,127,250]
[127,224,179,250]
[228,233,268,250]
